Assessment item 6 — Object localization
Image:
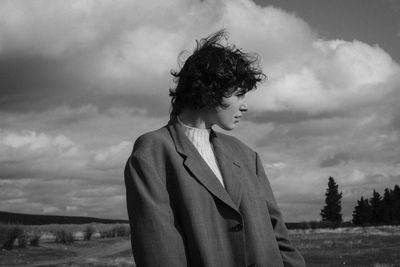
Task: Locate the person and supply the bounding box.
[124,30,305,267]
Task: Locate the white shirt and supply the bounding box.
[177,117,225,188]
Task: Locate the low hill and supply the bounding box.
[0,211,128,225]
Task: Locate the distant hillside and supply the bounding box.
[0,211,128,225]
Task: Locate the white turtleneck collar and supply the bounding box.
[177,116,225,187]
[177,116,211,147]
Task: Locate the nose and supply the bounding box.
[239,102,248,112]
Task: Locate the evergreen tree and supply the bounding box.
[392,185,400,224]
[370,190,384,224]
[320,176,343,223]
[352,197,362,225]
[352,185,400,226]
[382,188,393,224]
[352,196,372,226]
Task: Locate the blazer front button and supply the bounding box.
[231,223,243,232]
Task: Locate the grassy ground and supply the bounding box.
[1,225,399,266]
[0,236,134,266]
[291,226,400,267]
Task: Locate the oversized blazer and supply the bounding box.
[124,118,305,267]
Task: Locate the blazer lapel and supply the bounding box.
[211,132,243,210]
[167,119,239,213]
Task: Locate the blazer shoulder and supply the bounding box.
[215,131,255,156]
[131,126,172,157]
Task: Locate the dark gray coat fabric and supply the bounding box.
[124,119,305,267]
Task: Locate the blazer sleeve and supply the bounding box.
[124,155,187,267]
[255,153,306,267]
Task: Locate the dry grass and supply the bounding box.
[1,225,25,250]
[290,226,400,266]
[17,223,130,241]
[289,225,400,236]
[0,223,130,250]
[1,224,399,266]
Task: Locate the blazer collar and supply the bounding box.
[167,117,243,213]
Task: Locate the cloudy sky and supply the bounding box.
[1,0,400,222]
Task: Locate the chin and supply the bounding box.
[220,124,235,131]
[214,120,236,131]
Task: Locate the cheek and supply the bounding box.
[228,104,238,113]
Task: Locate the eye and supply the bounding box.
[235,91,246,97]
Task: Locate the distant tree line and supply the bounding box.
[352,185,400,226]
[0,211,128,225]
[319,177,400,228]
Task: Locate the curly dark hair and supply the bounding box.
[169,30,266,117]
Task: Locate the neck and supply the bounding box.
[178,108,213,129]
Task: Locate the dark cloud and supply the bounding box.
[391,106,400,131]
[0,162,86,181]
[0,54,91,112]
[347,173,400,199]
[97,92,170,117]
[388,174,400,183]
[0,52,170,116]
[247,110,341,124]
[319,152,350,168]
[386,0,400,13]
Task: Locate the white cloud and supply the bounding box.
[88,141,132,170]
[0,0,101,57]
[66,205,79,212]
[249,39,400,114]
[43,206,61,213]
[347,169,366,184]
[99,27,181,81]
[0,129,79,160]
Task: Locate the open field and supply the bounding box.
[291,226,400,267]
[0,236,134,266]
[1,225,400,266]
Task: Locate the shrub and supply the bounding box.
[84,225,95,240]
[29,234,40,247]
[99,225,130,238]
[113,225,130,237]
[2,226,24,250]
[17,234,28,248]
[100,229,115,238]
[55,230,74,244]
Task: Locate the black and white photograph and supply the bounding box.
[1,0,400,266]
